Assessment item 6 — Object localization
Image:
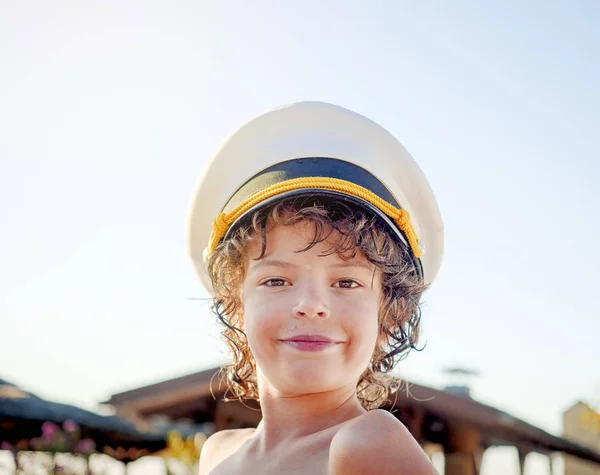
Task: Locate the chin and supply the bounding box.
[278,364,351,394]
[279,379,341,395]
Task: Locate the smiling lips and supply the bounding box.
[281,334,343,352]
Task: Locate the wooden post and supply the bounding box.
[472,447,484,475]
[409,408,425,442]
[444,423,483,475]
[518,449,529,475]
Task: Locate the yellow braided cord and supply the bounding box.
[208,177,422,258]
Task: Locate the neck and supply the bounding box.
[252,371,365,452]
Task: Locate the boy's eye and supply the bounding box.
[334,279,361,289]
[262,278,290,287]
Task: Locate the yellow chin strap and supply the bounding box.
[208,176,422,259]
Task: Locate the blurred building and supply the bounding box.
[104,368,600,475]
[564,401,600,475]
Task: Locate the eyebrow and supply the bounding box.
[247,259,297,273]
[330,261,375,272]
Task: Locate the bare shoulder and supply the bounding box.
[329,410,438,475]
[198,428,255,475]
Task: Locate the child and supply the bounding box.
[187,102,443,474]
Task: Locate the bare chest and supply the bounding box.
[209,439,331,475]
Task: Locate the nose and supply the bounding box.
[292,282,330,320]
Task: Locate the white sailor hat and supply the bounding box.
[187,101,443,293]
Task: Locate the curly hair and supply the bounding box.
[207,197,428,410]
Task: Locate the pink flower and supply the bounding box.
[42,422,58,435]
[63,419,79,432]
[74,438,96,455]
[0,441,14,451]
[41,422,59,442]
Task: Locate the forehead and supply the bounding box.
[246,220,370,265]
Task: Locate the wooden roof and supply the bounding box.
[104,367,600,465]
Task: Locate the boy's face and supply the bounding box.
[240,220,381,397]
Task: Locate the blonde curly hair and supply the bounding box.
[207,196,428,410]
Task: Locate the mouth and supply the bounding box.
[280,335,343,352]
[283,334,339,343]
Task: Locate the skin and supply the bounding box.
[199,221,438,475]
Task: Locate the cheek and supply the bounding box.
[340,296,380,356]
[242,295,283,358]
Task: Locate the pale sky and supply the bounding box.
[1,1,599,474]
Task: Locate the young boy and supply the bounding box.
[187,102,443,474]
